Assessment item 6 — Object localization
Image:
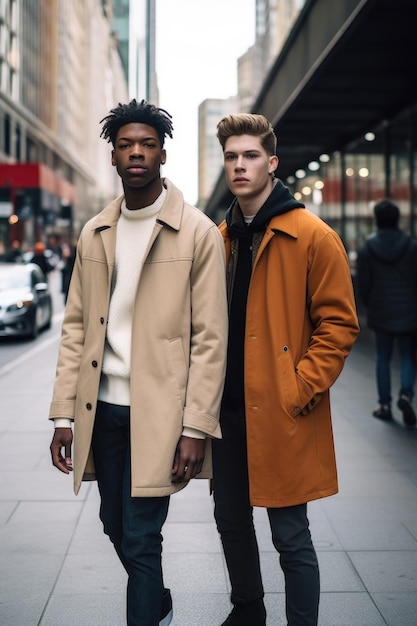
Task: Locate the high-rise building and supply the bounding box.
[0,0,128,253]
[198,97,237,209]
[237,45,257,113]
[255,0,305,90]
[112,0,157,102]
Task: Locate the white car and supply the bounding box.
[0,263,53,339]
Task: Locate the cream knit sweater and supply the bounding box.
[98,193,165,405]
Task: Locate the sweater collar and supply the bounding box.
[120,187,166,219]
[91,178,185,233]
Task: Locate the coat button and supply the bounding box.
[100,317,105,324]
[92,360,98,368]
[294,406,301,414]
[86,403,92,410]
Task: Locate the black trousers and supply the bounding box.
[212,411,320,626]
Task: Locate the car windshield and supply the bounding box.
[0,269,30,291]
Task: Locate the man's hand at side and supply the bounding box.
[50,427,73,474]
[171,435,205,483]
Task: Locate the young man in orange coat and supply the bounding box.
[212,114,359,626]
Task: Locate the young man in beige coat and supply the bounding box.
[49,100,228,626]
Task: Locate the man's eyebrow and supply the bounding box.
[116,135,157,142]
[224,149,261,155]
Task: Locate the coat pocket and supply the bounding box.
[168,336,187,404]
[277,345,305,419]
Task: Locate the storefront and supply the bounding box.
[0,163,76,255]
[288,103,417,268]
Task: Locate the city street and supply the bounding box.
[1,1,417,622]
[0,285,416,625]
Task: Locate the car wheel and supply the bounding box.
[44,303,53,330]
[29,309,39,340]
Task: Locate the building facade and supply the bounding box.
[0,0,129,255]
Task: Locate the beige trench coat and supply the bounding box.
[50,179,228,496]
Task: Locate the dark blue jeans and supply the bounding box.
[374,331,417,406]
[92,400,170,626]
[212,412,320,626]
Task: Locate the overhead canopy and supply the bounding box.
[205,0,417,216]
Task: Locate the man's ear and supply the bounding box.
[269,155,279,174]
[161,149,167,165]
[111,149,116,166]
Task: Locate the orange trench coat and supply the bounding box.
[219,207,360,508]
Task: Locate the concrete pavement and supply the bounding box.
[0,326,416,625]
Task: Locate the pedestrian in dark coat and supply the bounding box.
[4,240,23,263]
[60,242,76,303]
[29,242,54,276]
[357,199,417,425]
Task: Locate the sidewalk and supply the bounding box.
[0,329,416,625]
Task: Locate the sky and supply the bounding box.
[155,0,256,206]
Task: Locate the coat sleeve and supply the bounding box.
[48,236,86,420]
[182,224,228,437]
[295,230,360,412]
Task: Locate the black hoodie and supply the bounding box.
[226,178,303,237]
[221,179,304,419]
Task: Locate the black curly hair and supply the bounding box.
[100,99,173,148]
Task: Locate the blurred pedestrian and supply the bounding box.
[357,198,417,426]
[4,240,23,263]
[29,242,54,276]
[60,241,77,303]
[48,99,228,626]
[212,113,359,626]
[48,234,63,261]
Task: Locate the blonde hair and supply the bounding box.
[216,113,277,156]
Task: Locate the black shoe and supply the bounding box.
[397,396,417,426]
[220,598,266,626]
[372,405,393,421]
[160,588,173,626]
